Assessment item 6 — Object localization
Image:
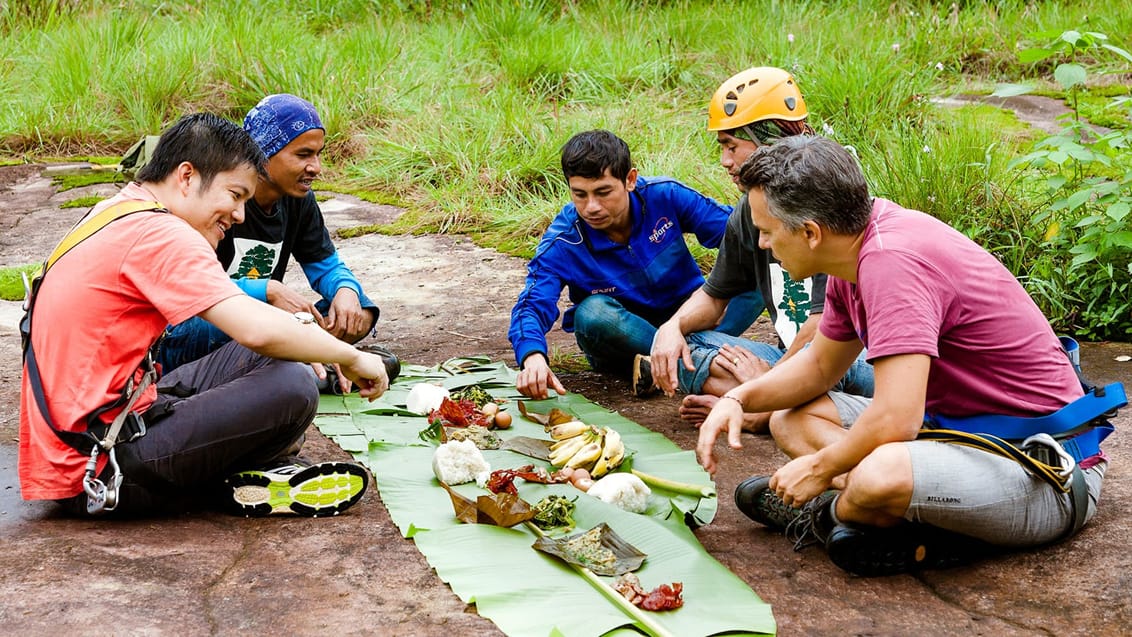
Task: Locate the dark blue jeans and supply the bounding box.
[156,316,232,374]
[572,291,761,375]
[677,330,876,396]
[63,340,316,517]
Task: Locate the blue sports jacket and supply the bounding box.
[509,176,732,366]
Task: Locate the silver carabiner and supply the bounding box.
[83,445,123,514]
[21,271,32,311]
[1022,432,1076,481]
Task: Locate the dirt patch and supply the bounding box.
[935,93,1112,137]
[2,165,1131,635]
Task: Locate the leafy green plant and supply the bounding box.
[548,345,590,374]
[1003,29,1132,338]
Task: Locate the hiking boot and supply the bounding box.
[735,475,838,541]
[318,346,401,395]
[825,521,996,577]
[735,475,797,530]
[225,461,369,517]
[632,354,659,397]
[784,491,839,550]
[359,344,401,383]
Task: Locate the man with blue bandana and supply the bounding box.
[158,95,388,391]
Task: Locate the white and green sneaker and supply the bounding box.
[225,462,369,517]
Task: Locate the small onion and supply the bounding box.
[493,411,513,429]
[569,468,592,491]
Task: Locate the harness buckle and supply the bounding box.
[1021,433,1075,481]
[82,446,123,515]
[123,410,147,443]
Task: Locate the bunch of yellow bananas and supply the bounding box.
[546,421,625,478]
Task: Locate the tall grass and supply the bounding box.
[1,0,1130,332]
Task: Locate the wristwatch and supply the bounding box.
[293,311,316,325]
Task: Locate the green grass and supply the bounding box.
[0,264,40,302]
[60,195,105,209]
[1,0,1130,334]
[51,171,126,192]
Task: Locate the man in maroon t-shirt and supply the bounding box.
[696,135,1109,576]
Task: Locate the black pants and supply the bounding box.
[61,341,315,517]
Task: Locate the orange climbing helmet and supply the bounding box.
[707,67,808,132]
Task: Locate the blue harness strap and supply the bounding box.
[925,383,1125,463]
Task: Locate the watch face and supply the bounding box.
[294,311,316,324]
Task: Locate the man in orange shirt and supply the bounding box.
[19,113,388,518]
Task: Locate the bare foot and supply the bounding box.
[679,393,771,433]
[742,410,771,434]
[679,394,717,426]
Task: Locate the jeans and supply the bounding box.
[62,340,316,517]
[676,329,875,397]
[572,291,761,375]
[157,316,232,374]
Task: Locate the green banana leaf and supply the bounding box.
[315,358,775,636]
[319,388,717,527]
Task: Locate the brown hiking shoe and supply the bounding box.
[632,354,659,397]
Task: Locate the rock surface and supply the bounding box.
[1,165,1130,636]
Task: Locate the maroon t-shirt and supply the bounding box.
[821,198,1081,419]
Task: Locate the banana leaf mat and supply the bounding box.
[315,356,776,637]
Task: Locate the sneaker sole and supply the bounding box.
[826,523,990,577]
[227,462,369,518]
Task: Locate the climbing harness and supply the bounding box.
[919,340,1124,540]
[21,200,166,513]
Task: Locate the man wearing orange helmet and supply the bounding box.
[647,67,873,431]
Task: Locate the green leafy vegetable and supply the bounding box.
[531,494,577,532]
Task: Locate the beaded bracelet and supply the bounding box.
[721,394,744,408]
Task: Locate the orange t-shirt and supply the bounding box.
[19,184,242,500]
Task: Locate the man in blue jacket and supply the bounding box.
[510,129,758,399]
[157,95,384,390]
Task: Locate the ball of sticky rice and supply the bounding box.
[587,473,651,513]
[407,382,450,415]
[432,439,491,485]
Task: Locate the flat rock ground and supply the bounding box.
[1,163,1130,636]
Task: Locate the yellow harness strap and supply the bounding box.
[43,200,165,272]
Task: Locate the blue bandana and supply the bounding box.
[243,94,324,158]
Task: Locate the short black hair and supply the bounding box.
[136,113,267,188]
[560,129,633,183]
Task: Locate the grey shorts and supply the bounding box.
[828,391,871,427]
[831,395,1105,545]
[904,442,1105,546]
